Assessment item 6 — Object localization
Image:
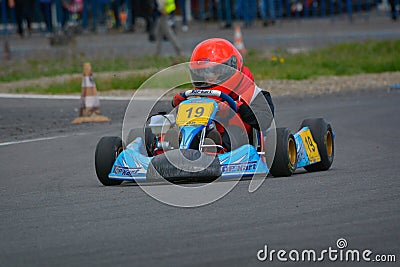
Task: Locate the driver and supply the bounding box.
[172,38,274,138]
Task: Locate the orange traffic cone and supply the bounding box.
[71,63,110,124]
[234,25,246,56]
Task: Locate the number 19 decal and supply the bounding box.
[176,102,214,126]
[186,106,205,118]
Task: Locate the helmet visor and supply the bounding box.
[190,60,237,88]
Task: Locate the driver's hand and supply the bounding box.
[172,93,185,107]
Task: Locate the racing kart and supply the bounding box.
[95,90,334,186]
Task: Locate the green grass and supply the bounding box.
[2,40,399,94]
[1,55,184,83]
[246,40,400,81]
[14,74,153,94]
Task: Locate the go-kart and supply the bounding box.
[95,89,334,186]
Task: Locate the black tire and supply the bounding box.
[126,127,156,156]
[268,128,297,177]
[300,118,334,172]
[95,136,123,186]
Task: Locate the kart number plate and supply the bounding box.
[176,102,214,126]
[299,129,321,164]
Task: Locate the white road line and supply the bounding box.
[0,93,80,100]
[0,93,133,101]
[0,133,87,147]
[0,93,163,101]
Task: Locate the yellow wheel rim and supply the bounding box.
[288,138,296,166]
[326,131,333,158]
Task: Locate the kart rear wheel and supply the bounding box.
[269,127,297,177]
[95,136,123,186]
[300,118,334,172]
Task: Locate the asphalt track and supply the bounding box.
[0,88,399,266]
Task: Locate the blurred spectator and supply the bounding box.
[235,0,256,27]
[154,0,181,56]
[128,0,154,33]
[221,0,232,28]
[13,0,35,38]
[99,0,109,29]
[199,0,230,27]
[61,1,71,28]
[178,0,188,31]
[39,0,53,35]
[388,0,399,21]
[99,0,121,30]
[61,0,83,30]
[128,0,138,31]
[111,0,121,29]
[144,0,156,33]
[260,0,276,26]
[146,0,156,41]
[169,5,178,33]
[207,0,222,23]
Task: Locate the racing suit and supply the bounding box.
[235,66,274,131]
[217,66,275,150]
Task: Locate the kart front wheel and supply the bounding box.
[300,118,334,172]
[95,136,123,186]
[269,127,297,177]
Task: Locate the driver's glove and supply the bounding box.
[172,93,186,107]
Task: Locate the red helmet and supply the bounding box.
[189,38,244,94]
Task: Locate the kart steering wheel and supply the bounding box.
[182,90,237,112]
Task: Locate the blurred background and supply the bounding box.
[1,0,399,93]
[0,0,399,56]
[1,0,398,40]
